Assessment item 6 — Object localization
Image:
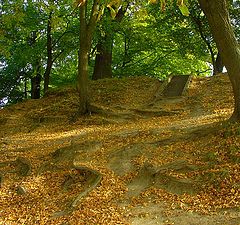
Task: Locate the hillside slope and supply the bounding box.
[0,74,239,225]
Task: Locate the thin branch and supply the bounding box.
[52,30,75,48]
[190,14,216,68]
[52,49,65,63]
[87,0,100,38]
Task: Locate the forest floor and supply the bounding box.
[0,73,239,225]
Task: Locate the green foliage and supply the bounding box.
[179,4,190,16]
[111,1,210,78]
[1,0,238,106]
[230,0,240,39]
[50,54,78,88]
[0,0,79,104]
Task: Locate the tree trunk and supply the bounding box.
[44,12,53,94]
[213,51,224,75]
[43,61,52,94]
[77,44,89,114]
[199,0,240,121]
[24,77,28,99]
[77,2,91,114]
[28,31,41,99]
[92,5,129,80]
[76,0,101,114]
[31,64,41,99]
[92,36,113,80]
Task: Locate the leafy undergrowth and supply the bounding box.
[0,73,239,224]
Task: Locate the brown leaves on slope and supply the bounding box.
[0,74,239,224]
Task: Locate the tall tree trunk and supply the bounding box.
[213,51,224,75]
[43,12,53,94]
[77,2,91,114]
[77,43,89,114]
[199,0,240,121]
[44,12,53,94]
[76,0,100,114]
[92,36,113,80]
[31,64,41,99]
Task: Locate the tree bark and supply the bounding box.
[92,5,129,80]
[77,44,89,114]
[24,77,28,99]
[77,3,89,114]
[213,51,224,75]
[92,37,113,80]
[77,0,100,114]
[199,0,240,121]
[31,64,41,99]
[28,31,42,99]
[44,12,53,94]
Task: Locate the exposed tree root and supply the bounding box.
[127,160,199,196]
[14,157,32,176]
[71,165,102,208]
[132,108,179,117]
[51,165,102,218]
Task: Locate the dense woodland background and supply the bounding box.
[1,1,240,224]
[1,0,239,107]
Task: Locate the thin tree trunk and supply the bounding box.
[29,31,41,99]
[77,2,90,114]
[44,12,53,94]
[31,64,41,99]
[190,14,216,75]
[122,34,130,68]
[199,0,240,121]
[24,77,28,99]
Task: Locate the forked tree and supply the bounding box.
[77,0,121,114]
